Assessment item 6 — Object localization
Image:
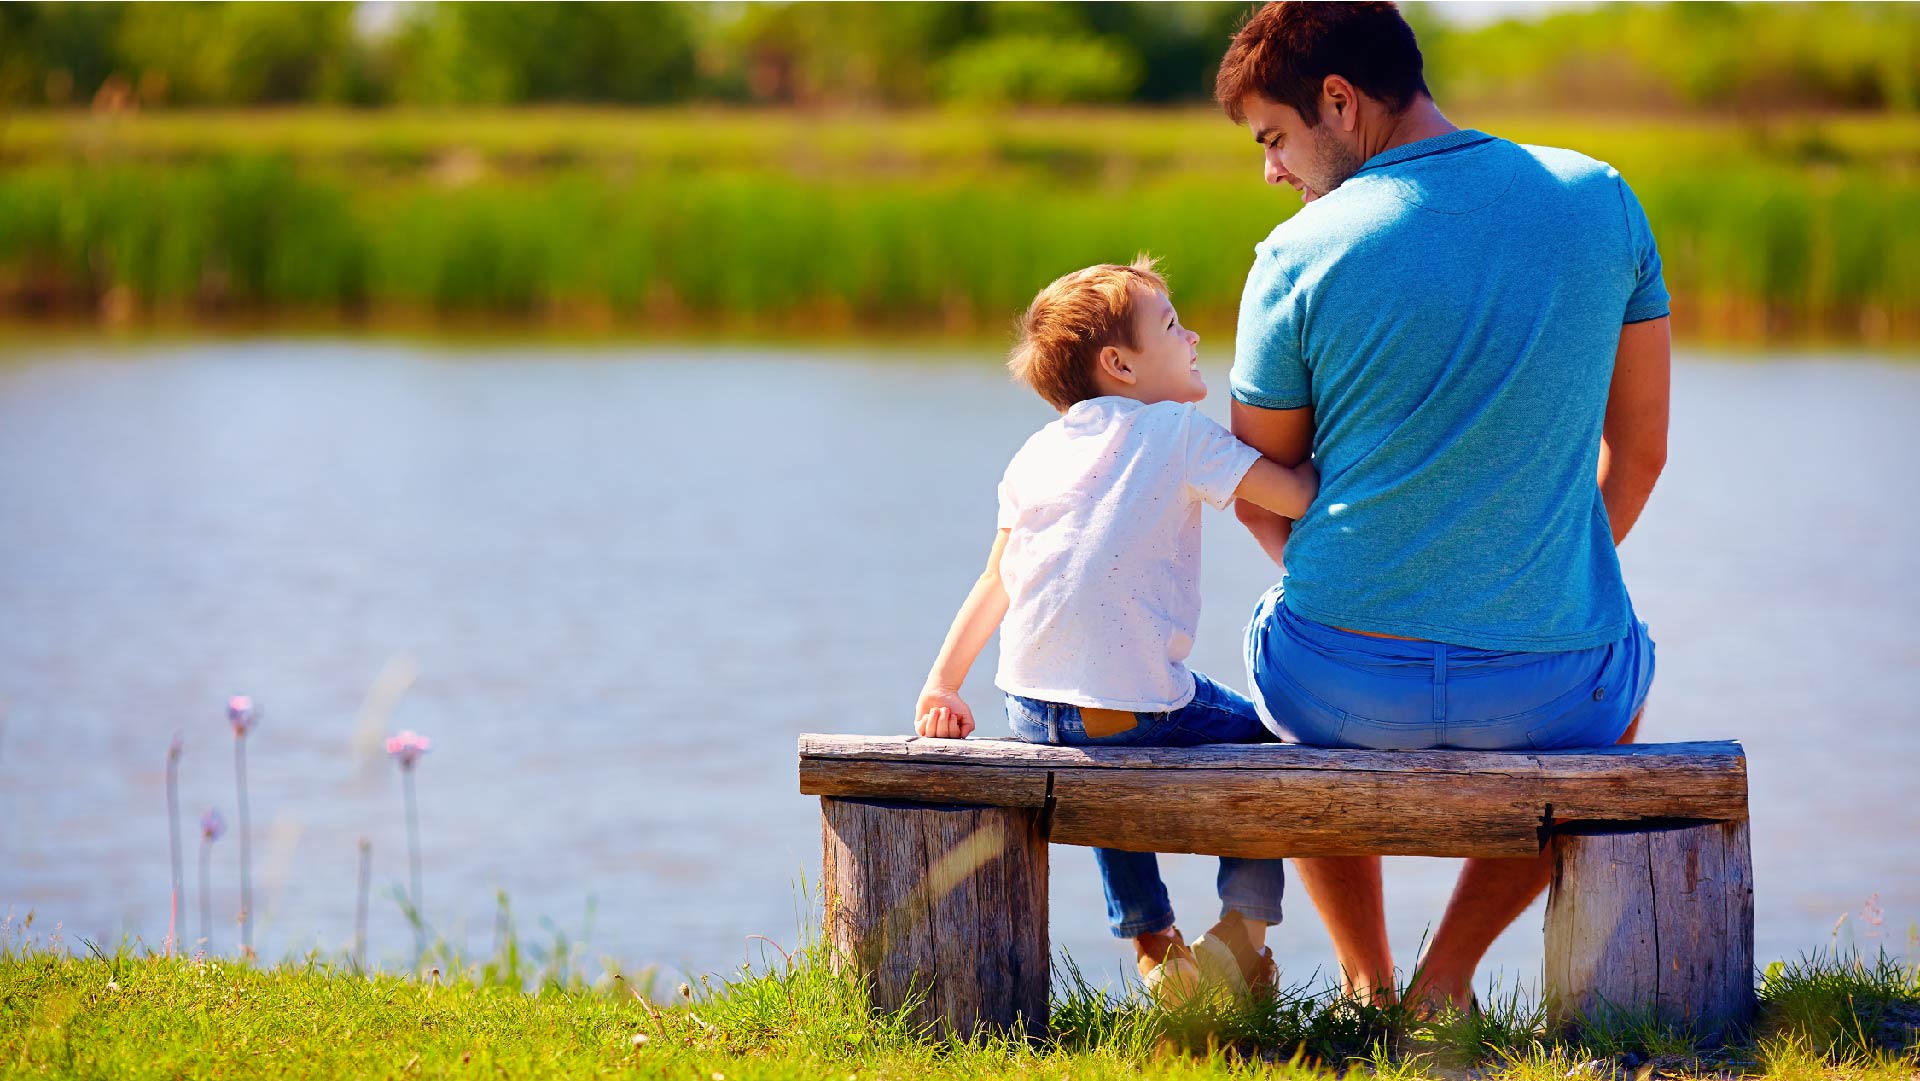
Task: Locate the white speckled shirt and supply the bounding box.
[994,396,1260,712]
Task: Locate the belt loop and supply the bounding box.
[1046,704,1062,746]
[1432,642,1448,723]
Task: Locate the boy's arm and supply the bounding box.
[1230,401,1317,568]
[914,529,1012,739]
[1234,456,1318,521]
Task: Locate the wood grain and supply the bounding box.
[800,734,1746,773]
[821,798,1048,1040]
[1544,820,1756,1039]
[799,736,1747,858]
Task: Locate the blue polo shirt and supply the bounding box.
[1230,129,1669,651]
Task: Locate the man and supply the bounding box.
[1216,1,1671,1011]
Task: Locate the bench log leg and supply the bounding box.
[821,797,1048,1040]
[1544,819,1755,1040]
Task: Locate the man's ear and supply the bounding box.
[1323,75,1358,132]
[1097,345,1136,386]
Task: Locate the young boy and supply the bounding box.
[911,256,1317,1003]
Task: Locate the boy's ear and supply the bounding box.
[1097,345,1136,386]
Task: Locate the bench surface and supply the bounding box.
[799,734,1748,858]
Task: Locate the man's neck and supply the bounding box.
[1361,97,1458,162]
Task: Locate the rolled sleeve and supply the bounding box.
[1230,247,1313,410]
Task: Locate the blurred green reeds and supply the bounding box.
[0,108,1914,342]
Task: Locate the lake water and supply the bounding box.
[1,340,1916,995]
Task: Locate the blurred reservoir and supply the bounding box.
[1,340,1916,991]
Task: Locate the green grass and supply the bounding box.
[5,897,1918,1081]
[3,107,1916,175]
[0,107,1914,343]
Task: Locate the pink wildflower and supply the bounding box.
[385,730,432,769]
[201,808,226,842]
[227,696,259,735]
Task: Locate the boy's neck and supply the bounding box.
[1085,389,1184,409]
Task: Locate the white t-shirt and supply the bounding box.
[994,396,1262,712]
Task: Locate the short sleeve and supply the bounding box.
[1182,408,1262,511]
[1230,247,1313,411]
[995,478,1018,529]
[1617,175,1670,324]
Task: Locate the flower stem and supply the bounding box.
[199,837,213,952]
[166,741,183,958]
[235,734,252,955]
[355,837,371,972]
[403,766,423,961]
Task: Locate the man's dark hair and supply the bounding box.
[1216,1,1429,125]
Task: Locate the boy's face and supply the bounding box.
[1116,286,1207,404]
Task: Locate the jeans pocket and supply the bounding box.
[1519,642,1635,750]
[1254,660,1351,746]
[1072,709,1179,746]
[1080,706,1141,740]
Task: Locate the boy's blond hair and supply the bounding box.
[1008,255,1169,412]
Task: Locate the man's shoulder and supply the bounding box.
[1512,140,1625,193]
[1252,181,1413,279]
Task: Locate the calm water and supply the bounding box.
[1,341,1916,993]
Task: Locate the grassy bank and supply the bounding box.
[0,108,1915,343]
[3,940,1917,1080]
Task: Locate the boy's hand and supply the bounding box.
[913,687,976,739]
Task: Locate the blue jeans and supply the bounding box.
[1005,673,1287,938]
[1245,586,1655,750]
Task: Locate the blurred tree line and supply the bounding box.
[1,0,1915,111]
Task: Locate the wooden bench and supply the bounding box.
[799,734,1754,1041]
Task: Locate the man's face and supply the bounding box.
[1242,94,1365,205]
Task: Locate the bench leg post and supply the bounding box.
[821,797,1049,1040]
[1544,819,1755,1041]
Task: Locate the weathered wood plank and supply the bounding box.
[801,759,1050,807]
[821,798,1048,1040]
[798,735,1748,857]
[1047,768,1544,857]
[800,734,1746,774]
[1544,820,1756,1039]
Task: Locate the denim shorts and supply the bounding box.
[1244,586,1654,751]
[1004,671,1270,748]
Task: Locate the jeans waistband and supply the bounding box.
[1271,598,1613,673]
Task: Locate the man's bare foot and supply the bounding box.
[1339,971,1399,1008]
[1405,969,1473,1018]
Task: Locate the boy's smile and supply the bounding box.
[1108,286,1208,405]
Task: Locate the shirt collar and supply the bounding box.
[1351,128,1495,179]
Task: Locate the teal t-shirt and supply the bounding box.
[1230,129,1669,651]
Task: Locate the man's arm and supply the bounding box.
[1598,317,1670,546]
[1230,400,1316,568]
